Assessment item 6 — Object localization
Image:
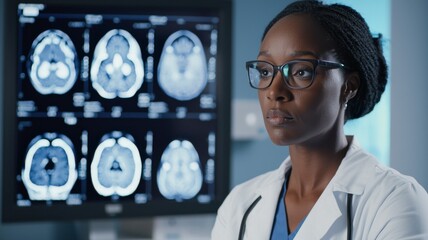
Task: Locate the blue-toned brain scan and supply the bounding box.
[27,29,78,95]
[90,131,142,197]
[90,29,144,99]
[158,30,208,101]
[157,140,203,201]
[21,133,77,200]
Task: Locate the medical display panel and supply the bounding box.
[3,1,230,222]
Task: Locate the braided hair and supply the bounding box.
[262,0,388,120]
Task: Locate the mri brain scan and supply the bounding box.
[21,133,77,201]
[27,29,78,95]
[91,131,142,197]
[90,29,144,99]
[157,140,203,201]
[158,30,208,101]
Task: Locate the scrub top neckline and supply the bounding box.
[270,169,307,240]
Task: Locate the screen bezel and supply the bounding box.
[2,0,231,222]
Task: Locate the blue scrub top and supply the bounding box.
[270,171,306,240]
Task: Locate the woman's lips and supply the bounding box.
[266,109,294,126]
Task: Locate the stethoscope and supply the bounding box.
[238,193,354,240]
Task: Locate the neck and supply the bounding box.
[287,133,350,198]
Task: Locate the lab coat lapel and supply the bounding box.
[244,160,290,239]
[244,179,284,239]
[295,184,342,239]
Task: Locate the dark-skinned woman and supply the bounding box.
[212,1,428,239]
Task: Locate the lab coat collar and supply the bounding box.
[255,137,369,195]
[331,137,372,196]
[247,137,370,239]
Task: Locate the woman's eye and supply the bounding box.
[259,69,272,77]
[293,68,313,79]
[297,70,312,77]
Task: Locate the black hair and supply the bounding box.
[263,0,388,120]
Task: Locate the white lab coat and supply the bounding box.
[212,139,428,240]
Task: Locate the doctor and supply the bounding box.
[212,1,428,239]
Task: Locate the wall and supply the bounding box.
[390,0,428,188]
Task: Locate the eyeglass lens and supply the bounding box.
[247,61,315,89]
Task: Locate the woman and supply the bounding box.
[212,1,428,239]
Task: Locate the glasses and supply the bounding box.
[245,59,347,90]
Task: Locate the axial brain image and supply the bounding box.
[90,132,142,197]
[27,29,78,95]
[90,29,144,99]
[21,133,77,201]
[157,140,203,201]
[158,30,208,101]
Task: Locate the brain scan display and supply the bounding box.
[158,30,208,101]
[157,140,203,201]
[90,29,144,99]
[21,133,78,200]
[27,29,78,95]
[91,132,142,197]
[13,2,223,217]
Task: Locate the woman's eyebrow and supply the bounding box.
[289,50,319,58]
[257,50,270,58]
[257,50,319,58]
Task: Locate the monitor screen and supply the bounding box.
[2,0,231,222]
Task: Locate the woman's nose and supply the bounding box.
[266,73,291,102]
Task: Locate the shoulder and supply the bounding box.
[219,160,286,214]
[348,148,428,238]
[371,162,428,213]
[211,159,289,239]
[365,164,428,238]
[231,164,285,197]
[349,146,428,206]
[373,162,425,190]
[338,138,427,198]
[362,155,428,203]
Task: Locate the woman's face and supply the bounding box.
[258,14,347,146]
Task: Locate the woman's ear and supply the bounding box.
[344,72,360,102]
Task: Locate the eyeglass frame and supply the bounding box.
[245,59,348,90]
